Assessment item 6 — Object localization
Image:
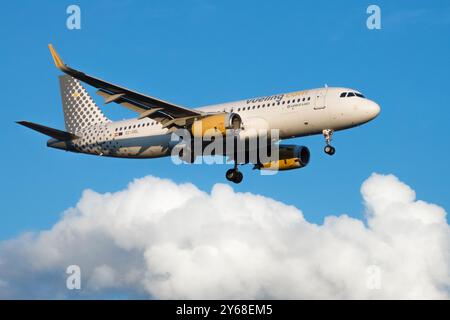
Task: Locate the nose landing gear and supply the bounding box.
[324,145,335,155]
[322,129,336,155]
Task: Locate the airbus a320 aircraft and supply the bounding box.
[18,45,380,183]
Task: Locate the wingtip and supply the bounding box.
[16,121,30,128]
[48,44,66,70]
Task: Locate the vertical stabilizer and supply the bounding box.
[59,75,110,134]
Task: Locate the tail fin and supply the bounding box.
[17,121,79,141]
[59,75,110,134]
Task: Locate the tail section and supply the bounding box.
[59,75,110,134]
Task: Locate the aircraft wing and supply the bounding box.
[48,44,205,124]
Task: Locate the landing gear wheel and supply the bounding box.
[225,169,243,184]
[233,171,243,184]
[226,169,235,181]
[324,145,336,155]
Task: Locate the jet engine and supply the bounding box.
[254,144,310,171]
[191,113,241,138]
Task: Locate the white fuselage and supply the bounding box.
[49,87,380,158]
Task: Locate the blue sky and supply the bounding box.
[0,0,449,240]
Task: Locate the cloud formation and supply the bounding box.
[0,173,449,299]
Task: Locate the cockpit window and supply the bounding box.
[340,91,366,98]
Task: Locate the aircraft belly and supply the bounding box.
[73,133,172,159]
[114,134,172,158]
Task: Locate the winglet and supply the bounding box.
[48,44,67,71]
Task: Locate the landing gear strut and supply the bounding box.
[322,129,336,155]
[225,122,244,184]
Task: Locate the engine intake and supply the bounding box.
[191,113,241,138]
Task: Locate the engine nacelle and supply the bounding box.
[191,113,241,138]
[255,145,310,171]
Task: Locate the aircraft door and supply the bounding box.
[314,88,328,110]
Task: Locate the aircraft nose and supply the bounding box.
[366,100,381,120]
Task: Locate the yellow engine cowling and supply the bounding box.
[191,113,241,138]
[256,145,310,171]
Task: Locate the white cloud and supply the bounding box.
[0,173,448,299]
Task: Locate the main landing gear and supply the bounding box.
[226,124,244,184]
[226,163,243,184]
[322,129,336,155]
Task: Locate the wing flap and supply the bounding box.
[96,89,146,113]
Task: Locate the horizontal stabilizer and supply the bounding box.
[17,121,79,141]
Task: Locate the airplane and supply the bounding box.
[17,44,380,184]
